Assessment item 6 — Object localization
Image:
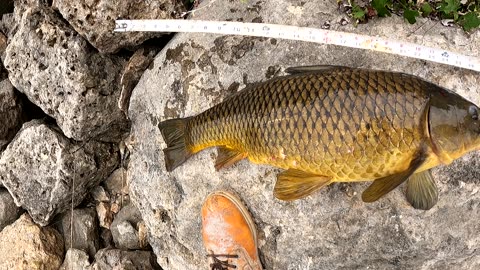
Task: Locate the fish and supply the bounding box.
[158,65,480,210]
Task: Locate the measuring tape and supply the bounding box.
[114,19,480,72]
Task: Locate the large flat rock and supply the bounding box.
[127,0,480,269]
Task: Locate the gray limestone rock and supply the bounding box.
[100,227,114,248]
[90,186,110,203]
[104,167,128,198]
[0,188,22,230]
[58,208,100,258]
[3,0,129,142]
[119,46,160,114]
[127,0,480,269]
[0,119,118,226]
[0,79,25,150]
[113,221,139,250]
[0,213,64,270]
[90,248,160,270]
[59,248,91,270]
[110,203,143,250]
[52,0,186,53]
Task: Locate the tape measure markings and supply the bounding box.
[114,19,480,72]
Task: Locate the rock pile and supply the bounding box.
[0,0,183,269]
[0,0,479,269]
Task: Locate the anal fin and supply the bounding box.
[406,170,438,210]
[362,149,427,203]
[274,169,332,201]
[215,146,247,171]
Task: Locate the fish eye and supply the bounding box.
[469,105,479,120]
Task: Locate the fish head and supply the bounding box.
[429,87,480,163]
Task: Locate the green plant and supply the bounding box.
[345,0,480,32]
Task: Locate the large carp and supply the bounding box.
[158,66,480,210]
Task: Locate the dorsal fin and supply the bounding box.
[284,65,348,75]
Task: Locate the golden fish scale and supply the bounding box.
[186,69,431,181]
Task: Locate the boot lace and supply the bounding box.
[208,253,239,270]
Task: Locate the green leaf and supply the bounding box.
[372,0,391,17]
[459,12,480,31]
[352,4,366,21]
[404,8,420,24]
[439,0,461,15]
[421,3,433,17]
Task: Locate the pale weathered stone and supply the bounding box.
[0,188,22,231]
[0,214,64,270]
[128,0,480,269]
[90,248,160,270]
[0,119,118,226]
[96,201,113,229]
[113,221,139,250]
[138,221,148,249]
[3,0,129,142]
[110,203,143,250]
[52,0,186,53]
[58,208,99,258]
[59,248,91,270]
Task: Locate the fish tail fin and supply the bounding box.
[158,117,193,172]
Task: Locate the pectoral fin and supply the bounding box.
[406,170,438,210]
[274,169,332,201]
[285,65,347,74]
[214,147,247,171]
[362,150,427,203]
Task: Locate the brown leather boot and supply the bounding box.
[202,191,262,270]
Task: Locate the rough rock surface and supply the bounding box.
[0,188,22,230]
[91,186,110,202]
[110,203,143,250]
[128,0,480,269]
[0,119,118,226]
[0,214,64,270]
[119,46,160,114]
[59,208,100,258]
[0,79,24,150]
[96,202,114,229]
[90,248,160,270]
[0,31,6,57]
[53,0,185,53]
[3,0,129,142]
[104,167,128,198]
[59,248,91,270]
